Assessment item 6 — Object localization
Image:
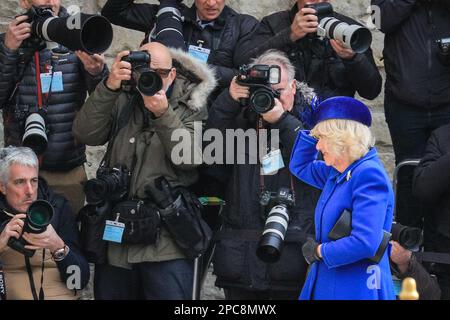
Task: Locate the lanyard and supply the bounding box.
[256,117,296,203]
[34,51,53,111]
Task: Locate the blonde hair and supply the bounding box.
[311,119,375,163]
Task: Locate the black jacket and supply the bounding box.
[101,0,258,90]
[0,178,90,290]
[206,88,320,292]
[391,254,441,300]
[0,7,107,171]
[235,5,382,100]
[372,0,450,108]
[413,124,450,238]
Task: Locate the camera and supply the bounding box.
[304,3,372,53]
[121,51,163,96]
[20,5,112,54]
[236,64,281,114]
[5,200,54,257]
[391,222,423,252]
[437,38,450,66]
[256,188,295,263]
[22,112,48,155]
[84,165,131,206]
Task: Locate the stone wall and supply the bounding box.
[0,0,392,300]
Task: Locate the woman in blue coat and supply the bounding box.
[289,96,395,300]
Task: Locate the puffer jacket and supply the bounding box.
[0,7,107,171]
[73,49,216,268]
[206,83,320,292]
[236,4,382,100]
[101,0,258,89]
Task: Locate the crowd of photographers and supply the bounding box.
[0,0,449,300]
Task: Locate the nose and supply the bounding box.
[25,181,34,195]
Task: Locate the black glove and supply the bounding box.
[302,237,321,265]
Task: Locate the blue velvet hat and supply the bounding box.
[313,96,372,127]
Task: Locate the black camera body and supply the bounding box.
[257,188,295,263]
[121,51,163,96]
[5,200,54,257]
[84,165,131,206]
[437,37,450,66]
[236,64,281,115]
[304,3,372,53]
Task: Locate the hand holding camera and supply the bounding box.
[4,15,32,51]
[22,224,64,253]
[290,7,319,42]
[229,76,250,102]
[261,98,285,124]
[75,50,106,77]
[0,214,26,254]
[106,50,132,91]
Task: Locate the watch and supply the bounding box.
[52,245,70,262]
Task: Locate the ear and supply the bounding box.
[290,79,297,95]
[19,0,32,10]
[0,182,6,196]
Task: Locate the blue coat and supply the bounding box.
[289,131,395,300]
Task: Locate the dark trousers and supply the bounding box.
[94,259,194,300]
[224,287,299,300]
[384,92,450,242]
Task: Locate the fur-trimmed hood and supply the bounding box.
[169,48,217,112]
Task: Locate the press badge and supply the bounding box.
[103,220,125,243]
[40,71,64,93]
[261,149,285,175]
[188,45,210,63]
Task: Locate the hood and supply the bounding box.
[169,48,217,112]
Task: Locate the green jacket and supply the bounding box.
[73,49,216,268]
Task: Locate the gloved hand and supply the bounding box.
[302,237,321,265]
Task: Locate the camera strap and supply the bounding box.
[0,260,6,300]
[24,250,45,300]
[256,117,297,202]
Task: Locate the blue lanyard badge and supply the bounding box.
[261,149,285,175]
[188,45,210,63]
[103,219,125,243]
[40,71,64,93]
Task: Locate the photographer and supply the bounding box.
[371,0,450,235]
[0,146,89,300]
[413,123,450,299]
[235,0,382,100]
[101,0,257,97]
[72,41,216,300]
[0,0,108,215]
[206,49,320,299]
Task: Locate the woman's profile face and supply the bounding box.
[316,136,351,172]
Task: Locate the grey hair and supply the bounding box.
[250,49,296,83]
[0,146,38,184]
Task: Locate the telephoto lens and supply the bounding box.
[256,204,290,263]
[22,113,48,155]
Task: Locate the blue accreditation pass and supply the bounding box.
[261,149,285,175]
[188,45,210,63]
[103,220,125,243]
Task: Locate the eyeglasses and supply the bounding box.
[151,68,172,78]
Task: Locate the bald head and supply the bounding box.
[140,42,173,69]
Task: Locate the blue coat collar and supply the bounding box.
[330,147,378,184]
